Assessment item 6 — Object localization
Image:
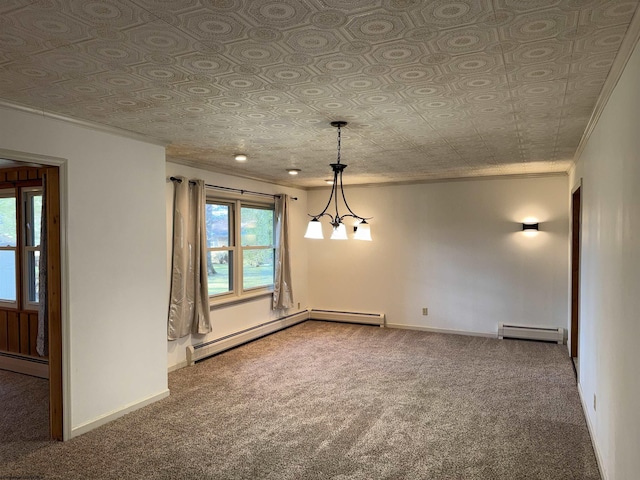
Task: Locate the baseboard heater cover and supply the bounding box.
[498,323,564,344]
[309,309,385,326]
[186,310,309,366]
[0,352,49,379]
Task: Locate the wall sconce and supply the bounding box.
[522,222,539,232]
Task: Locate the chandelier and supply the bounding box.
[304,121,372,241]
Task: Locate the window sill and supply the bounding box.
[209,289,273,310]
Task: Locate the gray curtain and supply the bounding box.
[192,179,211,335]
[36,175,48,357]
[168,177,211,340]
[273,194,293,310]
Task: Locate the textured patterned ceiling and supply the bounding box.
[0,1,638,187]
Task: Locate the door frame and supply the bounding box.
[0,149,67,440]
[45,166,63,440]
[570,182,582,361]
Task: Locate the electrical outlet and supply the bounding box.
[422,307,428,316]
[593,394,596,411]
[297,302,300,309]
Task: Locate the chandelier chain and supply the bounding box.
[336,124,342,164]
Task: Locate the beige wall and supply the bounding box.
[570,38,640,480]
[0,106,168,438]
[307,176,569,336]
[165,162,309,370]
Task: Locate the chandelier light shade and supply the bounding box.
[353,220,372,241]
[330,223,348,240]
[304,121,372,241]
[304,218,324,239]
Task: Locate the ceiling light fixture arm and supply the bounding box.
[305,120,373,241]
[308,167,339,225]
[307,162,370,226]
[337,167,371,224]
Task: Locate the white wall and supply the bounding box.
[307,176,569,336]
[0,107,168,437]
[165,163,308,370]
[570,38,640,480]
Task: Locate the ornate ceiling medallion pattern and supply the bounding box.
[0,0,638,186]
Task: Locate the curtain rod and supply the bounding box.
[169,177,297,201]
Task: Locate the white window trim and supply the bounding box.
[206,191,275,307]
[0,189,18,309]
[22,187,42,310]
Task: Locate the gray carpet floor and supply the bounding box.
[0,366,50,463]
[0,321,599,479]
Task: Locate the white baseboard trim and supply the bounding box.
[168,360,188,373]
[385,323,496,338]
[70,389,170,439]
[578,383,607,480]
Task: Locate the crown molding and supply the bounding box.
[0,100,169,147]
[573,7,640,164]
[304,171,569,191]
[170,153,568,192]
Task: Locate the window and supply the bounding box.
[205,196,275,302]
[23,188,42,307]
[0,186,42,310]
[0,190,17,306]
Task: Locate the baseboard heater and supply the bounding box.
[0,352,49,379]
[309,309,385,326]
[498,323,564,344]
[186,310,309,366]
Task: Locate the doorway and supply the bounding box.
[570,184,581,376]
[0,164,62,440]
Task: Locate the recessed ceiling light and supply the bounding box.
[325,179,334,185]
[287,169,301,175]
[234,154,247,162]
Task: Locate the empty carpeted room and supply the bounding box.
[1,2,640,479]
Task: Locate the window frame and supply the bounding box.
[0,184,42,311]
[22,187,42,310]
[206,191,276,306]
[0,188,18,309]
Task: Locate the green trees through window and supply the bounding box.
[205,202,233,296]
[0,187,42,308]
[0,194,17,303]
[241,206,274,291]
[206,199,275,298]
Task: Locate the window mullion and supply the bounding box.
[235,200,242,296]
[16,188,24,310]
